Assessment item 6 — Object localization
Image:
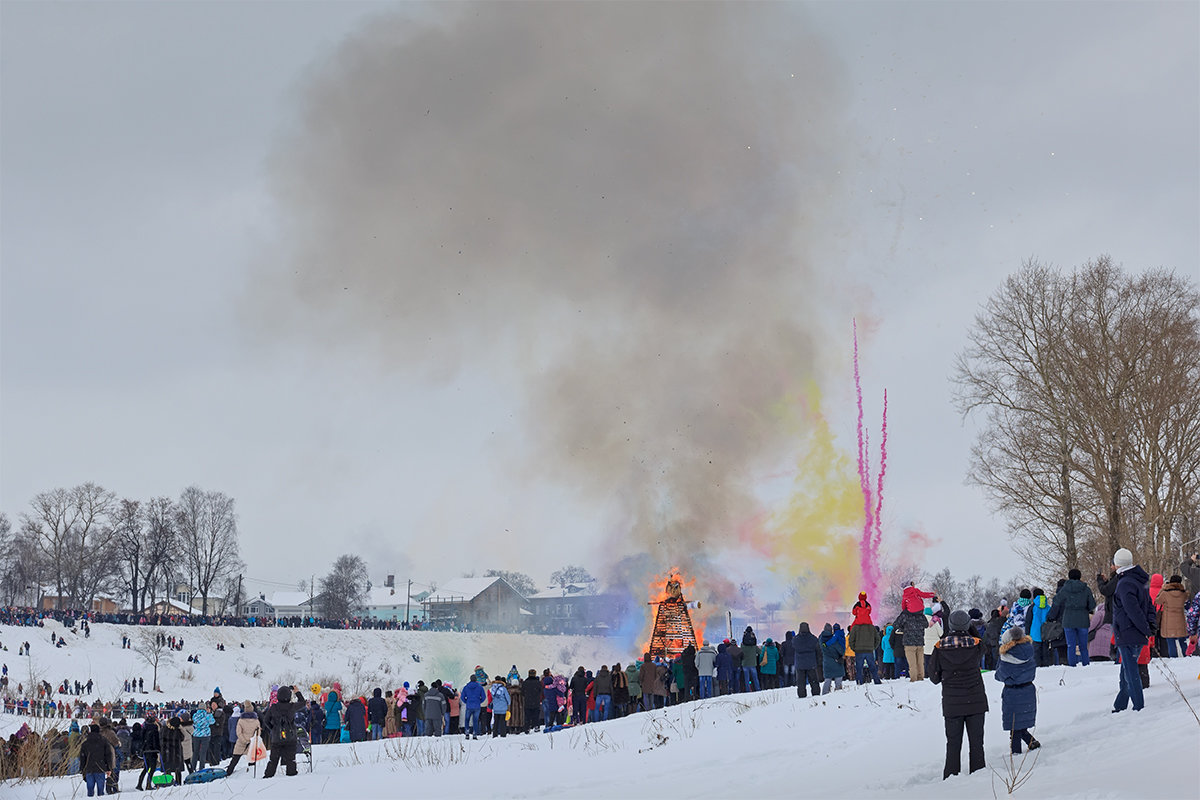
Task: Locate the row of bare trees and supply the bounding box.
[0,483,243,615]
[955,256,1200,581]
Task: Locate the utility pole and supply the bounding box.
[234,575,243,617]
[309,575,315,616]
[405,579,412,627]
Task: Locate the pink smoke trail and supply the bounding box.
[853,321,878,598]
[873,388,888,557]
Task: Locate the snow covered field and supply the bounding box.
[3,620,1199,799]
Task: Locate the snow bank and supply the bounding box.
[3,620,1199,798]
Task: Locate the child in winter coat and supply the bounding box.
[902,582,937,613]
[881,625,896,679]
[852,592,874,626]
[995,626,1039,754]
[1001,589,1032,638]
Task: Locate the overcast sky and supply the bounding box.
[2,1,1197,605]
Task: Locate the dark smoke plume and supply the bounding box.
[252,2,851,595]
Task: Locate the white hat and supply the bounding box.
[1113,548,1134,569]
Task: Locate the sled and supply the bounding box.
[106,773,119,794]
[183,767,228,784]
[150,773,175,786]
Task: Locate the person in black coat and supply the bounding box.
[522,670,543,731]
[791,622,822,698]
[262,685,304,779]
[930,610,988,780]
[136,716,160,791]
[80,725,115,797]
[367,689,387,741]
[983,609,1004,670]
[345,696,368,742]
[159,717,185,785]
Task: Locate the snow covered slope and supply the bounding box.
[0,619,634,717]
[3,621,1199,799]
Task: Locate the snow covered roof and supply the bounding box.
[143,598,194,615]
[424,577,508,603]
[362,587,407,607]
[527,583,600,600]
[268,592,313,609]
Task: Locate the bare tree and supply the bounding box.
[140,497,177,612]
[955,262,1084,570]
[175,486,242,615]
[135,629,171,692]
[483,569,537,597]
[113,499,146,613]
[549,565,595,588]
[956,257,1199,577]
[21,483,117,610]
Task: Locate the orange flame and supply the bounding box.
[643,567,705,657]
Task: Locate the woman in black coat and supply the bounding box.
[136,717,160,791]
[159,718,185,785]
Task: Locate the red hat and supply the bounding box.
[859,592,867,600]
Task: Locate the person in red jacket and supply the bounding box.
[902,582,938,613]
[852,592,874,626]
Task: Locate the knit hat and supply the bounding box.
[858,591,867,601]
[1068,568,1082,580]
[968,608,983,620]
[1019,588,1031,599]
[1001,626,1024,644]
[1113,548,1134,569]
[948,609,971,632]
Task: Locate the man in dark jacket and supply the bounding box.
[80,724,115,797]
[715,642,734,696]
[423,680,447,736]
[1097,568,1119,625]
[1049,568,1097,666]
[522,670,542,731]
[930,610,988,780]
[569,667,589,723]
[367,688,387,741]
[345,696,368,742]
[725,640,743,693]
[136,716,160,791]
[848,621,882,685]
[593,665,614,721]
[262,685,303,778]
[1110,548,1155,713]
[780,632,796,688]
[893,608,928,681]
[792,622,822,698]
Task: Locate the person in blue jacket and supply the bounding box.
[995,626,1039,754]
[819,624,846,694]
[489,678,511,738]
[322,691,343,745]
[460,675,486,739]
[1110,548,1156,713]
[1027,589,1051,666]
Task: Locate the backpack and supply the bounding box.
[1040,618,1064,644]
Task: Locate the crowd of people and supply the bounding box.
[0,606,436,631]
[2,552,1197,790]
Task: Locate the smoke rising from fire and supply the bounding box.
[251,4,855,602]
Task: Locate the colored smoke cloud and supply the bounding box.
[248,3,856,602]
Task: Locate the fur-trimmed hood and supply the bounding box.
[999,631,1031,655]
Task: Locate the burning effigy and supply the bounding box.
[647,572,699,658]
